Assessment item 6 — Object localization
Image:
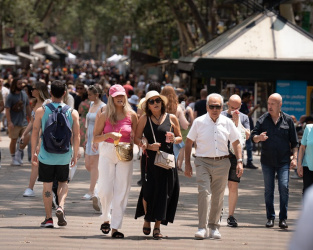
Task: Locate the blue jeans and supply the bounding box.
[261,163,290,220]
[245,138,253,163]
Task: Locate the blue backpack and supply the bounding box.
[42,103,72,154]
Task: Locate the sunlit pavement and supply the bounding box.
[0,132,302,249]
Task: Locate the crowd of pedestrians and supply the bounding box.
[0,62,312,243]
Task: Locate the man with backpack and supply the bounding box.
[31,80,80,228]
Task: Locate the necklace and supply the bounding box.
[152,114,162,125]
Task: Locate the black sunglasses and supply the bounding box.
[148,98,162,105]
[208,105,222,110]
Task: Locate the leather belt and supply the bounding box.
[205,155,230,160]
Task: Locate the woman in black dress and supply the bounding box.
[134,91,182,239]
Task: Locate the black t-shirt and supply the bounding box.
[194,100,207,117]
[240,102,254,130]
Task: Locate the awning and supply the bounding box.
[0,59,18,65]
[30,51,45,60]
[18,52,35,61]
[177,62,194,72]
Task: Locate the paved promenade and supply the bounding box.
[0,132,303,249]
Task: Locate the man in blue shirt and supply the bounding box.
[251,93,298,229]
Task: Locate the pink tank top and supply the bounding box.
[103,115,132,143]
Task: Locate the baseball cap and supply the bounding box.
[109,84,126,97]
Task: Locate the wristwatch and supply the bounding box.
[237,158,243,163]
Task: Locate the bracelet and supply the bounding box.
[237,158,243,163]
[173,137,176,144]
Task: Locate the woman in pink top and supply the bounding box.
[93,84,138,238]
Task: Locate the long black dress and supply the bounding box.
[135,114,180,225]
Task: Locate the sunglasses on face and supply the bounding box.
[148,98,162,105]
[208,105,222,110]
[76,87,83,90]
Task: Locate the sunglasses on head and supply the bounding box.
[148,98,162,105]
[208,105,222,110]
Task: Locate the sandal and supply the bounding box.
[100,222,111,234]
[143,221,151,235]
[153,228,163,240]
[143,227,151,235]
[112,231,124,238]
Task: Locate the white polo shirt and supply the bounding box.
[187,113,240,157]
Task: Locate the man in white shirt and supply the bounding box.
[185,93,243,240]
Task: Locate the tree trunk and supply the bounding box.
[185,0,210,42]
[40,0,54,22]
[167,1,195,55]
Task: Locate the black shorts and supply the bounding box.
[38,161,69,183]
[228,155,240,183]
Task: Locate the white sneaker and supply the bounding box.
[23,188,35,197]
[15,150,23,165]
[209,228,222,239]
[11,158,21,166]
[81,193,92,200]
[195,228,207,239]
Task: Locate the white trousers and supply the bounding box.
[97,142,133,229]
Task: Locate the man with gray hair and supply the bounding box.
[185,93,243,240]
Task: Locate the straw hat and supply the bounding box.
[141,90,168,110]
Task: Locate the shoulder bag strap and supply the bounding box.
[148,116,157,143]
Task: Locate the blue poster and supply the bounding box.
[276,80,307,121]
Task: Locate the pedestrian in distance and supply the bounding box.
[194,88,208,118]
[221,94,250,227]
[82,84,106,208]
[297,121,313,195]
[240,92,259,169]
[31,80,80,228]
[93,84,138,238]
[134,90,181,239]
[21,81,51,197]
[251,93,298,229]
[185,93,243,240]
[5,78,31,166]
[160,86,189,172]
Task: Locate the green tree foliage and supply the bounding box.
[0,0,262,58]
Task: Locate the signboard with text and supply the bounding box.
[276,80,307,121]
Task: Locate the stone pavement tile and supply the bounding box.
[0,132,303,249]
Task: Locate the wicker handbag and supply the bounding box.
[148,117,175,170]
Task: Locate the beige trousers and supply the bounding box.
[195,157,231,230]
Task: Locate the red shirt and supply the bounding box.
[123,84,133,98]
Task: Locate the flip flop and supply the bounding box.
[100,222,111,234]
[112,231,124,238]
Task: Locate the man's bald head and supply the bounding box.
[227,94,242,114]
[268,93,282,117]
[269,93,282,104]
[229,94,241,104]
